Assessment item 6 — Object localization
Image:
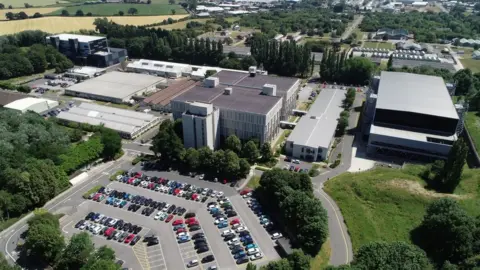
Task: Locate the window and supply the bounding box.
[301,147,304,153]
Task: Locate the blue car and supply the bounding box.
[240,236,252,242]
[173,224,186,230]
[92,213,100,221]
[217,222,228,229]
[123,193,129,200]
[243,239,254,245]
[234,252,247,259]
[210,208,219,214]
[178,236,190,243]
[246,243,258,249]
[106,197,114,205]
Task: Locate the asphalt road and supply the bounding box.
[341,15,364,40]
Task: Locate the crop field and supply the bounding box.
[0,14,189,35]
[0,0,68,8]
[0,7,60,19]
[153,18,209,30]
[49,3,186,16]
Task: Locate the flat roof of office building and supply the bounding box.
[144,80,198,106]
[67,71,165,100]
[56,103,158,134]
[4,97,58,112]
[47,34,105,43]
[377,71,458,119]
[287,89,345,149]
[173,70,299,114]
[0,90,31,106]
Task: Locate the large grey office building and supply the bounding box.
[171,69,300,149]
[364,71,462,159]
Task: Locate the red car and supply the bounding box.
[127,178,135,184]
[124,234,135,243]
[92,193,100,201]
[295,167,300,172]
[174,189,181,196]
[191,193,198,200]
[148,183,155,189]
[165,214,174,223]
[223,179,227,184]
[186,218,197,224]
[230,218,240,225]
[104,227,115,237]
[176,228,186,234]
[134,172,142,178]
[240,189,252,195]
[188,221,199,227]
[172,219,184,226]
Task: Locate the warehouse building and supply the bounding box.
[65,71,166,103]
[4,97,59,114]
[171,69,300,148]
[56,102,160,139]
[0,90,31,107]
[142,80,198,112]
[285,89,345,161]
[363,72,461,159]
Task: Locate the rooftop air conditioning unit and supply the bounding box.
[224,87,233,95]
[249,66,257,77]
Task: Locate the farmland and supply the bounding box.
[0,0,67,8]
[49,3,187,16]
[0,14,189,35]
[0,7,60,19]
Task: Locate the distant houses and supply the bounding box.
[373,28,411,40]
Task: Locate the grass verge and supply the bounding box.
[109,170,126,181]
[324,165,480,251]
[310,238,331,270]
[247,175,261,189]
[255,166,270,172]
[465,111,480,153]
[82,185,102,199]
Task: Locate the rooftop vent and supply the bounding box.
[249,66,257,77]
[224,87,233,95]
[262,84,277,96]
[204,77,219,88]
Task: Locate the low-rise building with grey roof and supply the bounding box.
[171,69,300,148]
[56,102,160,139]
[65,71,166,104]
[364,71,460,159]
[285,88,346,161]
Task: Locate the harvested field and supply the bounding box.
[0,7,61,19]
[0,14,189,35]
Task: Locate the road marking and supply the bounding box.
[133,243,151,270]
[316,189,350,264]
[62,221,73,234]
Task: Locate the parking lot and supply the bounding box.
[56,166,282,270]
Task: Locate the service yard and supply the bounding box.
[55,164,281,270]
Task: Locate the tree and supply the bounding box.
[225,135,242,154]
[453,69,474,95]
[415,198,477,264]
[343,88,356,109]
[438,138,468,193]
[0,3,4,9]
[27,50,48,73]
[5,11,13,20]
[260,142,273,162]
[246,262,257,270]
[147,0,151,3]
[100,128,122,160]
[387,54,393,69]
[288,249,311,270]
[342,57,375,85]
[75,9,84,16]
[263,258,292,270]
[169,0,175,4]
[118,10,124,16]
[150,119,185,163]
[352,242,429,270]
[32,12,42,18]
[184,148,200,171]
[18,11,28,19]
[61,9,69,16]
[205,70,217,77]
[238,158,251,178]
[171,9,176,15]
[242,140,260,163]
[56,232,94,270]
[336,111,349,136]
[127,8,138,15]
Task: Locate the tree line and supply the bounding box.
[320,48,375,85]
[17,211,121,269]
[250,33,313,77]
[150,120,275,180]
[256,168,328,256]
[0,111,122,225]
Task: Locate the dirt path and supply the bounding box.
[387,179,470,199]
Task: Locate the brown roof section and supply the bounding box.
[0,90,31,106]
[144,80,198,106]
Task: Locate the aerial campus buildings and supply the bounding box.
[0,90,59,114]
[170,68,300,149]
[363,71,463,159]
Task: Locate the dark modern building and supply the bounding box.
[46,34,127,67]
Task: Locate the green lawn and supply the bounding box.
[247,175,261,189]
[50,2,186,16]
[460,59,480,73]
[362,41,394,50]
[324,165,480,251]
[465,111,480,153]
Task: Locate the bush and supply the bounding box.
[309,164,321,177]
[132,156,142,165]
[256,166,270,172]
[113,149,124,160]
[82,185,101,199]
[330,159,341,168]
[109,170,125,181]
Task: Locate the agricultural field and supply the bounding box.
[49,2,186,16]
[0,0,67,8]
[324,165,480,251]
[0,7,60,19]
[0,14,188,35]
[362,41,395,50]
[154,18,209,30]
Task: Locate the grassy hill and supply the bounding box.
[324,165,480,251]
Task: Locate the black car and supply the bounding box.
[178,208,186,216]
[145,208,153,216]
[129,225,137,233]
[114,220,124,229]
[207,202,216,206]
[172,207,179,215]
[151,201,158,208]
[197,246,209,253]
[185,212,196,218]
[147,237,159,246]
[134,226,143,234]
[122,223,131,231]
[133,204,141,212]
[167,205,175,214]
[85,212,95,220]
[194,238,207,245]
[74,220,85,228]
[142,208,149,215]
[158,202,166,210]
[213,213,225,218]
[192,233,205,240]
[194,242,208,250]
[224,234,236,241]
[202,255,215,263]
[128,204,135,211]
[104,218,112,225]
[130,235,141,246]
[236,257,249,265]
[231,246,244,254]
[226,211,237,218]
[143,235,156,242]
[201,196,208,203]
[189,225,201,232]
[224,205,233,211]
[239,231,250,237]
[100,216,108,224]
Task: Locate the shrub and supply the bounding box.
[82,185,101,199]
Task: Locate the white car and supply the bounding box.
[79,221,88,230]
[202,188,208,195]
[247,248,260,255]
[187,260,199,268]
[108,218,118,226]
[177,232,189,239]
[154,211,163,220]
[227,238,240,246]
[116,175,123,181]
[199,174,205,180]
[235,226,248,233]
[163,204,171,211]
[221,229,235,236]
[211,191,217,197]
[216,191,224,197]
[292,159,300,164]
[208,204,218,209]
[232,223,241,229]
[178,190,184,197]
[94,214,104,223]
[92,225,103,235]
[271,232,283,240]
[195,195,202,201]
[242,193,252,198]
[246,199,257,205]
[214,218,226,224]
[250,252,263,261]
[283,164,290,170]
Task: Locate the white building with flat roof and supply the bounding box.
[285,89,345,161]
[182,101,220,149]
[4,97,59,113]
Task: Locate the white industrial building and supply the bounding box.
[4,97,59,114]
[65,71,165,103]
[363,72,462,159]
[56,102,161,139]
[171,69,300,149]
[285,89,345,161]
[64,66,106,80]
